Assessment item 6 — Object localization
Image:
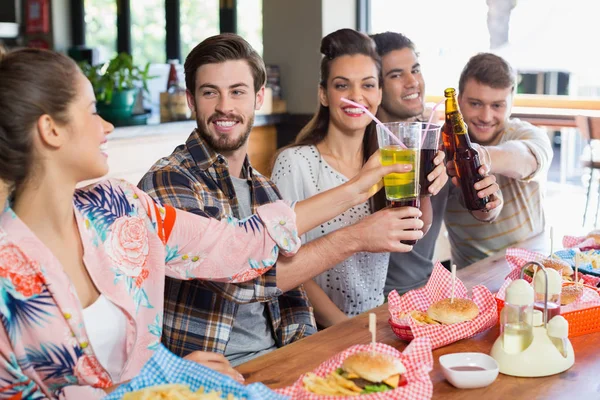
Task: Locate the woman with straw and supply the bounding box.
[272,29,447,328]
[0,47,408,399]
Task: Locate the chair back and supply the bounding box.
[576,115,600,141]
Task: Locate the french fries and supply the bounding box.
[302,372,363,396]
[122,384,237,400]
[397,310,441,325]
[579,251,600,270]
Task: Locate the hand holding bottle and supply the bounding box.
[472,143,492,174]
[446,150,501,211]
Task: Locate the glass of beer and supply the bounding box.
[376,122,421,206]
[376,122,421,244]
[419,123,442,196]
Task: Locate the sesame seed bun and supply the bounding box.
[426,298,479,325]
[528,258,573,277]
[341,352,406,383]
[542,258,574,277]
[561,285,584,305]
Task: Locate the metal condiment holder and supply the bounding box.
[490,261,575,377]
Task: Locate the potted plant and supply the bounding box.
[80,53,154,125]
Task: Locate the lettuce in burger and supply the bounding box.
[335,352,407,394]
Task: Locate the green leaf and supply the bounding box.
[77,52,157,104]
[361,384,391,394]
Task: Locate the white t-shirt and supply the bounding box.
[82,295,127,380]
[272,145,390,316]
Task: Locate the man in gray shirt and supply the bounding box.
[371,32,449,294]
[225,176,277,366]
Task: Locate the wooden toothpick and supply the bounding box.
[369,313,376,355]
[576,253,582,288]
[550,226,555,257]
[451,264,457,304]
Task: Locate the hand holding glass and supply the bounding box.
[376,122,421,245]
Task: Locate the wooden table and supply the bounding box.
[237,233,600,398]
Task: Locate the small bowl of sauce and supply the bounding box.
[439,352,499,389]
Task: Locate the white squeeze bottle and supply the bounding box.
[500,279,534,354]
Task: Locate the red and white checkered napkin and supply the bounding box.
[387,263,498,349]
[505,248,600,286]
[563,235,599,251]
[496,278,600,313]
[275,339,433,400]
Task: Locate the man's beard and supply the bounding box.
[197,113,254,153]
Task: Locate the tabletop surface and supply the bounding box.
[237,232,600,399]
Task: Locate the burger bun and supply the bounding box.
[528,258,574,278]
[586,231,600,245]
[427,298,479,325]
[561,285,584,305]
[341,352,406,384]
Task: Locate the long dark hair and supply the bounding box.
[0,48,78,193]
[286,28,386,211]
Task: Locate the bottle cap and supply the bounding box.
[547,315,569,338]
[534,268,562,295]
[506,279,534,306]
[532,309,543,327]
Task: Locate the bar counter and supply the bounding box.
[237,233,600,399]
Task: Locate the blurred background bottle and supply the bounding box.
[166,60,191,121]
[444,88,489,211]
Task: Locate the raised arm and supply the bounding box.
[132,184,300,283]
[293,150,414,234]
[484,125,553,181]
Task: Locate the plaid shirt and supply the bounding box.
[138,129,316,357]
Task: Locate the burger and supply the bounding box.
[426,298,479,325]
[586,230,600,246]
[561,285,584,305]
[524,258,574,279]
[335,352,407,394]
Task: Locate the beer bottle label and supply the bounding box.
[448,112,467,135]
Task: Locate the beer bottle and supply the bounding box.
[441,120,455,163]
[444,88,489,211]
[166,60,191,121]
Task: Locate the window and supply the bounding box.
[131,0,166,66]
[369,0,600,98]
[180,0,220,60]
[237,0,263,55]
[370,0,489,95]
[84,0,118,63]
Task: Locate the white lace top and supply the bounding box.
[272,145,390,316]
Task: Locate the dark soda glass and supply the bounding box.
[389,197,420,245]
[419,149,437,196]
